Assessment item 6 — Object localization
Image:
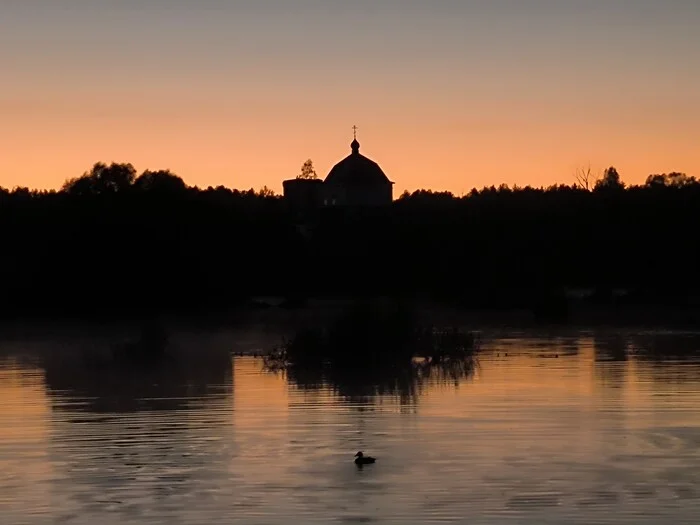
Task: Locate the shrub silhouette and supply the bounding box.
[263,300,479,401]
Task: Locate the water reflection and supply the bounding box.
[43,347,232,413]
[268,355,478,408]
[594,332,630,362]
[0,356,52,521]
[2,330,700,524]
[631,332,700,360]
[40,345,234,524]
[263,319,479,407]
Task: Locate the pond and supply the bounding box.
[1,327,700,524]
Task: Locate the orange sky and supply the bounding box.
[1,2,698,195]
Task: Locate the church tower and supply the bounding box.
[322,127,394,207]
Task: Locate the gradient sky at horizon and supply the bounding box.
[1,0,698,194]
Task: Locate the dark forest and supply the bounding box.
[1,162,698,324]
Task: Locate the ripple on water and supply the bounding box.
[2,333,700,524]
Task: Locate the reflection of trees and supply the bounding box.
[590,331,700,364]
[593,333,629,400]
[275,356,478,406]
[263,300,480,406]
[629,333,700,386]
[593,332,629,362]
[585,331,700,388]
[42,346,236,520]
[42,346,233,413]
[630,333,700,361]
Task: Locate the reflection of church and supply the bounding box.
[283,128,394,209]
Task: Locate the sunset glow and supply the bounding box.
[1,1,698,194]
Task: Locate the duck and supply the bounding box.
[354,451,376,465]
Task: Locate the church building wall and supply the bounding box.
[323,183,392,207]
[282,178,323,210]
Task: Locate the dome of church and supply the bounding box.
[324,139,392,187]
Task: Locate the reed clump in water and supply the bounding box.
[263,300,479,399]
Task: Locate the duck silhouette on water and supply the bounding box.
[354,451,376,466]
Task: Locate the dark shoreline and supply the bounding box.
[1,297,699,339]
[4,169,700,329]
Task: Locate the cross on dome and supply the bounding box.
[351,125,360,154]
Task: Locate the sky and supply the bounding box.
[1,0,699,194]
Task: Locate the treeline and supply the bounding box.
[0,163,698,320]
[0,163,287,318]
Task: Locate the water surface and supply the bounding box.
[2,329,700,524]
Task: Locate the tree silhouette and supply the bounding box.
[257,185,276,197]
[297,159,318,180]
[133,170,187,194]
[645,172,697,188]
[62,162,137,196]
[1,159,699,325]
[594,166,625,191]
[574,164,600,191]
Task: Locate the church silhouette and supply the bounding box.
[283,128,394,209]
